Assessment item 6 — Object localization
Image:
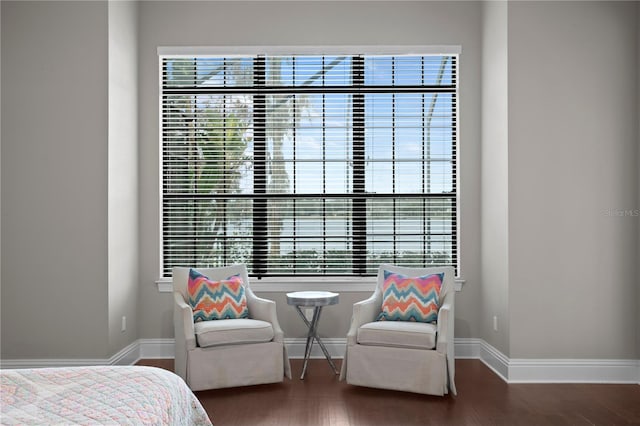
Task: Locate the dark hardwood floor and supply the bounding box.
[136,358,640,426]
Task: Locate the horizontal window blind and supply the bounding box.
[161,53,457,278]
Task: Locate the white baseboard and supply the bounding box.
[109,340,140,366]
[0,358,111,369]
[0,339,171,369]
[2,338,639,384]
[457,338,639,384]
[478,339,510,382]
[137,338,175,360]
[452,337,481,359]
[507,358,640,384]
[452,338,509,381]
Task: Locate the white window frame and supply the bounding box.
[157,45,464,292]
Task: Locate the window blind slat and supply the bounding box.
[161,52,457,278]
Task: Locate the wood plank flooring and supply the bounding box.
[136,358,640,426]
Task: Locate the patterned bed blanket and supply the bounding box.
[0,365,212,425]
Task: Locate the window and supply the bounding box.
[160,49,457,278]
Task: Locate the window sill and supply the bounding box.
[156,276,465,293]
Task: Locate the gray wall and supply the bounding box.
[637,3,640,361]
[507,1,638,359]
[480,0,510,356]
[1,0,141,360]
[1,0,3,297]
[1,1,110,358]
[107,1,139,355]
[1,0,638,362]
[478,0,639,360]
[137,1,484,341]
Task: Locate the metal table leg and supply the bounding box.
[294,305,339,379]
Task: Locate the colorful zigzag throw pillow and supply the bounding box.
[376,271,444,323]
[188,269,249,322]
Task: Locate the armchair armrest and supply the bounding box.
[436,302,451,354]
[345,291,382,345]
[436,287,454,353]
[436,288,457,395]
[173,292,196,383]
[245,287,285,342]
[173,292,196,350]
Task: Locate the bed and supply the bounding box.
[0,365,213,425]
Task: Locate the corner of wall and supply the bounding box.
[0,0,3,300]
[480,0,510,357]
[636,0,640,362]
[2,0,110,360]
[506,1,638,360]
[108,0,140,356]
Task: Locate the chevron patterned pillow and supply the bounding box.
[376,271,444,323]
[188,269,249,322]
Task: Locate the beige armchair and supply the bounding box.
[173,265,291,391]
[339,264,457,396]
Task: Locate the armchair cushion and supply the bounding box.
[188,269,249,321]
[194,319,274,348]
[357,321,437,350]
[376,271,443,323]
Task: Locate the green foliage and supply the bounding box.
[164,58,252,268]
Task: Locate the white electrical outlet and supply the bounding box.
[493,315,498,332]
[121,316,127,333]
